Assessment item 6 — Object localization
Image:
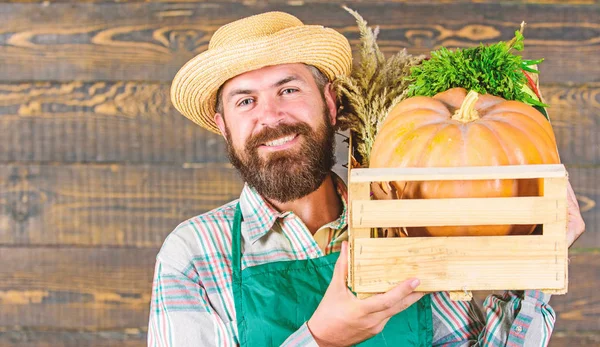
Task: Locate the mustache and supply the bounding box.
[246,123,312,150]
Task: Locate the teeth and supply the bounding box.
[265,135,295,147]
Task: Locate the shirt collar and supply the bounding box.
[239,172,348,244]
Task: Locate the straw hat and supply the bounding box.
[170,11,353,134]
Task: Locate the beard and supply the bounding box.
[224,108,336,203]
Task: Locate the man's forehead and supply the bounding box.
[221,63,312,93]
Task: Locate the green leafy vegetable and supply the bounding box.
[407,23,547,108]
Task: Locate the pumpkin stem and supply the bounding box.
[452,90,480,123]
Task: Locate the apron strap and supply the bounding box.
[231,202,245,336]
[232,202,243,282]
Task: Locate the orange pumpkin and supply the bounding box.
[369,87,560,237]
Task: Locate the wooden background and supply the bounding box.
[0,0,598,346]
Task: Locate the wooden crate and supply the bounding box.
[347,163,569,301]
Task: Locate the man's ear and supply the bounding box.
[323,82,338,126]
[214,113,228,142]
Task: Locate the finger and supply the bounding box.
[567,180,580,209]
[565,180,585,247]
[378,292,425,318]
[362,278,420,313]
[567,213,585,247]
[332,241,349,289]
[567,230,576,248]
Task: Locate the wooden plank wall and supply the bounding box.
[0,1,598,346]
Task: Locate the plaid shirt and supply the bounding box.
[148,174,556,346]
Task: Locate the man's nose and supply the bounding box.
[259,99,284,127]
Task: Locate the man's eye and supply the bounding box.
[281,88,298,95]
[238,98,254,107]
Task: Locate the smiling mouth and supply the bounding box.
[263,134,297,147]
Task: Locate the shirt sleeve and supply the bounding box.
[147,257,237,347]
[431,290,556,346]
[148,247,322,347]
[280,322,320,347]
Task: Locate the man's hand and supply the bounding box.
[566,179,585,247]
[307,241,423,347]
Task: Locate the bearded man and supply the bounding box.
[148,11,585,347]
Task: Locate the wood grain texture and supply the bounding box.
[352,235,567,293]
[350,164,567,182]
[546,252,600,333]
[0,81,352,165]
[0,164,595,248]
[0,81,228,164]
[0,328,145,347]
[0,164,243,247]
[353,196,566,227]
[0,82,597,165]
[0,249,596,335]
[4,1,598,4]
[545,83,600,166]
[0,2,597,83]
[549,331,600,347]
[0,247,157,329]
[347,180,371,291]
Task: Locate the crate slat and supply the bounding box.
[543,177,569,238]
[350,164,566,182]
[353,196,566,228]
[353,236,567,294]
[348,181,371,290]
[542,177,570,292]
[349,182,371,239]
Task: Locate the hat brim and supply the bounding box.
[170,25,352,134]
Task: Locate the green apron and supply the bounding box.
[232,203,433,346]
